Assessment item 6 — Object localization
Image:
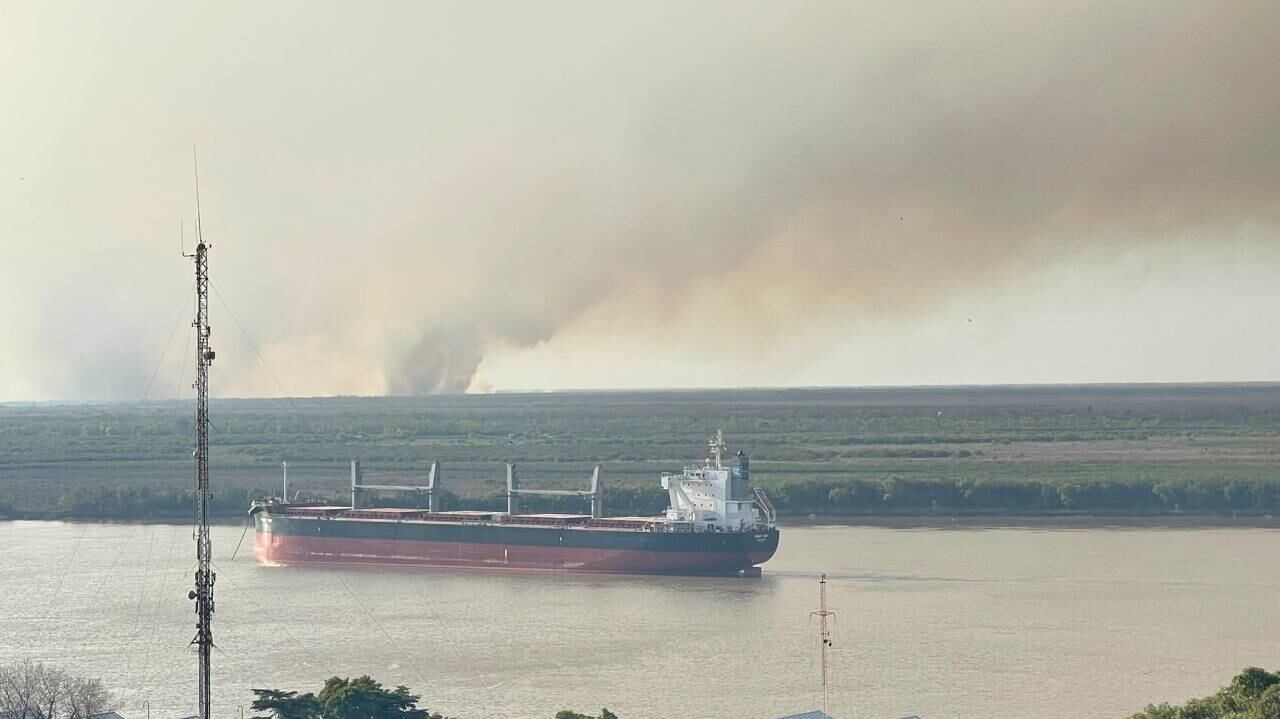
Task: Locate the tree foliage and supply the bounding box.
[250,689,320,719]
[554,710,618,719]
[1130,667,1280,719]
[250,677,625,719]
[0,660,111,719]
[317,676,432,719]
[251,676,450,719]
[55,484,269,519]
[7,387,1280,519]
[760,475,1280,515]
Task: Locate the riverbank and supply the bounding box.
[783,512,1280,529]
[3,509,1277,528]
[5,386,1280,519]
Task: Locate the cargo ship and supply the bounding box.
[249,432,780,575]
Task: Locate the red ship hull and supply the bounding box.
[253,513,779,576]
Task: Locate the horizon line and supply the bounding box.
[6,379,1280,405]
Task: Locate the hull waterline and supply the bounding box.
[253,514,779,576]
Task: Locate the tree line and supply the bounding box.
[10,661,1278,719]
[52,484,271,519]
[761,475,1280,514]
[39,472,1280,520]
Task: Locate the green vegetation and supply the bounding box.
[763,475,1280,514]
[3,385,1279,519]
[249,676,619,719]
[251,676,451,719]
[52,484,271,519]
[1129,667,1280,718]
[250,668,1280,719]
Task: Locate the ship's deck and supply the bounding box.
[256,502,665,531]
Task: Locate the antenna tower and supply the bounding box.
[811,573,836,717]
[185,148,216,719]
[707,429,726,468]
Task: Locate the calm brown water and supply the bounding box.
[1,521,1276,719]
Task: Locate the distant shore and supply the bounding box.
[781,512,1280,529]
[5,385,1279,521]
[3,510,1277,529]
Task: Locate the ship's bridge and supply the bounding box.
[661,431,767,531]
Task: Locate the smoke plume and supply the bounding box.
[1,1,1278,398]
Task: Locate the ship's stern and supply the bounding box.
[748,526,781,567]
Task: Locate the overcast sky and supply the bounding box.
[2,1,1278,400]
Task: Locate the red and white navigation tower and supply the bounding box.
[812,573,836,718]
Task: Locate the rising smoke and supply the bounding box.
[2,1,1278,398]
[379,1,1280,393]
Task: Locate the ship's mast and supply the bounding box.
[811,573,836,717]
[185,149,216,719]
[708,429,726,468]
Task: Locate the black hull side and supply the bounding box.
[254,513,780,575]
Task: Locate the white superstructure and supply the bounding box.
[662,431,772,531]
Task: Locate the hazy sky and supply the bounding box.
[2,1,1278,400]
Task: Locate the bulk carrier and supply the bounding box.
[249,432,780,575]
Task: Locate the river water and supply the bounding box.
[1,521,1277,719]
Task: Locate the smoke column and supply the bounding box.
[1,1,1277,398]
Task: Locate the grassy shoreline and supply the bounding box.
[4,385,1279,520]
[3,509,1277,528]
